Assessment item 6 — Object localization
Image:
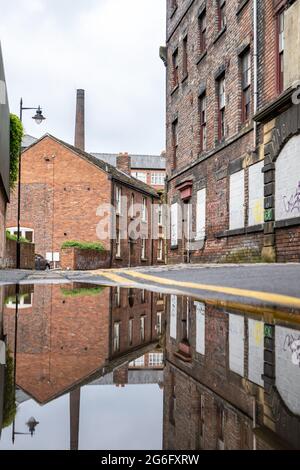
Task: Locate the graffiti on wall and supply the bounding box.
[283,333,300,367]
[282,182,300,215]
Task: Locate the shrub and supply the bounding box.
[61,240,105,252]
[9,114,23,189]
[61,286,104,298]
[6,230,30,244]
[2,351,17,429]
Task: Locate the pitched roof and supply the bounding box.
[22,135,166,170]
[23,134,160,198]
[91,153,166,170]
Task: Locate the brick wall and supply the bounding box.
[61,247,110,270]
[4,238,35,269]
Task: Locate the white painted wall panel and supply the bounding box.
[275,326,300,415]
[229,170,245,230]
[195,302,205,355]
[196,189,206,240]
[248,319,264,386]
[170,295,177,340]
[229,314,245,377]
[276,135,300,221]
[171,203,178,247]
[248,162,264,226]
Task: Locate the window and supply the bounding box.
[132,171,147,183]
[129,319,133,346]
[115,186,122,215]
[196,188,206,240]
[141,289,146,303]
[142,197,147,222]
[157,312,162,335]
[113,322,120,352]
[158,203,163,225]
[218,0,226,31]
[248,161,264,226]
[140,316,146,342]
[158,238,164,261]
[241,50,251,122]
[141,237,146,260]
[199,93,207,151]
[218,76,226,141]
[199,10,207,53]
[182,36,188,77]
[172,119,178,167]
[149,353,164,367]
[229,170,245,230]
[130,194,135,219]
[171,203,178,247]
[278,10,285,93]
[116,229,121,257]
[130,356,145,367]
[7,227,34,243]
[114,286,121,307]
[151,173,165,186]
[172,48,179,88]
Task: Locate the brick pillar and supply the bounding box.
[261,120,276,262]
[116,153,131,175]
[262,324,276,432]
[75,89,85,151]
[113,363,129,387]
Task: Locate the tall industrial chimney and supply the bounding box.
[74,89,85,151]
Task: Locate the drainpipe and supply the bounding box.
[252,396,257,451]
[253,0,258,150]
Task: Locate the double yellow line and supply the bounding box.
[99,269,300,311]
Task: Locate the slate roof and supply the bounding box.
[23,134,160,198]
[22,135,166,170]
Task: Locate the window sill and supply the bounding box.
[215,224,264,238]
[275,217,300,229]
[196,50,207,66]
[141,258,148,262]
[171,244,178,250]
[181,74,188,84]
[236,0,250,16]
[213,25,227,45]
[115,256,123,260]
[171,84,179,96]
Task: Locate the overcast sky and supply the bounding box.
[0,0,166,155]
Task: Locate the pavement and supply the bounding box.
[1,263,300,312]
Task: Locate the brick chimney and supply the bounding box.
[113,363,129,387]
[74,89,85,151]
[116,152,131,175]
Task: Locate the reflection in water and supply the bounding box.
[0,283,300,450]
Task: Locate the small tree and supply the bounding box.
[9,114,23,189]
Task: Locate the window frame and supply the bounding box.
[241,49,251,123]
[172,48,179,88]
[199,92,207,152]
[217,75,226,141]
[277,9,285,94]
[199,9,207,54]
[217,0,226,32]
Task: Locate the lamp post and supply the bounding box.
[12,417,39,443]
[16,99,46,269]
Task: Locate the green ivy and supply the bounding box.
[6,230,30,244]
[9,114,23,189]
[2,350,17,429]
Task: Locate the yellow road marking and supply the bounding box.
[99,271,137,286]
[120,270,300,309]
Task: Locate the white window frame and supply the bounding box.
[140,316,146,342]
[132,171,147,183]
[141,237,146,260]
[149,353,164,367]
[151,173,165,186]
[157,312,162,335]
[116,230,121,258]
[113,322,120,352]
[142,197,147,222]
[157,238,163,261]
[7,227,34,243]
[171,203,179,247]
[116,186,122,215]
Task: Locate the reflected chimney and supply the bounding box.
[70,388,81,450]
[75,89,85,151]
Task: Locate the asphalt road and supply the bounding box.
[1,263,300,311]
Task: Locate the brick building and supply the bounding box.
[0,43,10,268]
[164,0,300,263]
[6,133,162,268]
[163,293,300,449]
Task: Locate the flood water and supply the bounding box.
[0,282,299,450]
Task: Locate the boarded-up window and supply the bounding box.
[195,302,205,355]
[229,314,245,377]
[196,189,206,240]
[229,170,245,230]
[248,319,264,386]
[248,161,264,226]
[171,203,179,247]
[275,135,300,221]
[170,294,177,339]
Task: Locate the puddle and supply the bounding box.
[0,283,299,450]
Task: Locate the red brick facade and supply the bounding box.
[165,0,300,264]
[0,187,6,267]
[163,293,300,449]
[6,135,161,268]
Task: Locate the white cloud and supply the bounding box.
[0,0,166,154]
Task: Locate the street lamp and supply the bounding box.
[12,417,39,443]
[16,99,46,269]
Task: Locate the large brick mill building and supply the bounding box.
[0,43,10,268]
[164,0,300,263]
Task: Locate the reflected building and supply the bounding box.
[0,286,5,436]
[163,295,300,450]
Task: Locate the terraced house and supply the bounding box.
[0,43,10,268]
[164,0,300,264]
